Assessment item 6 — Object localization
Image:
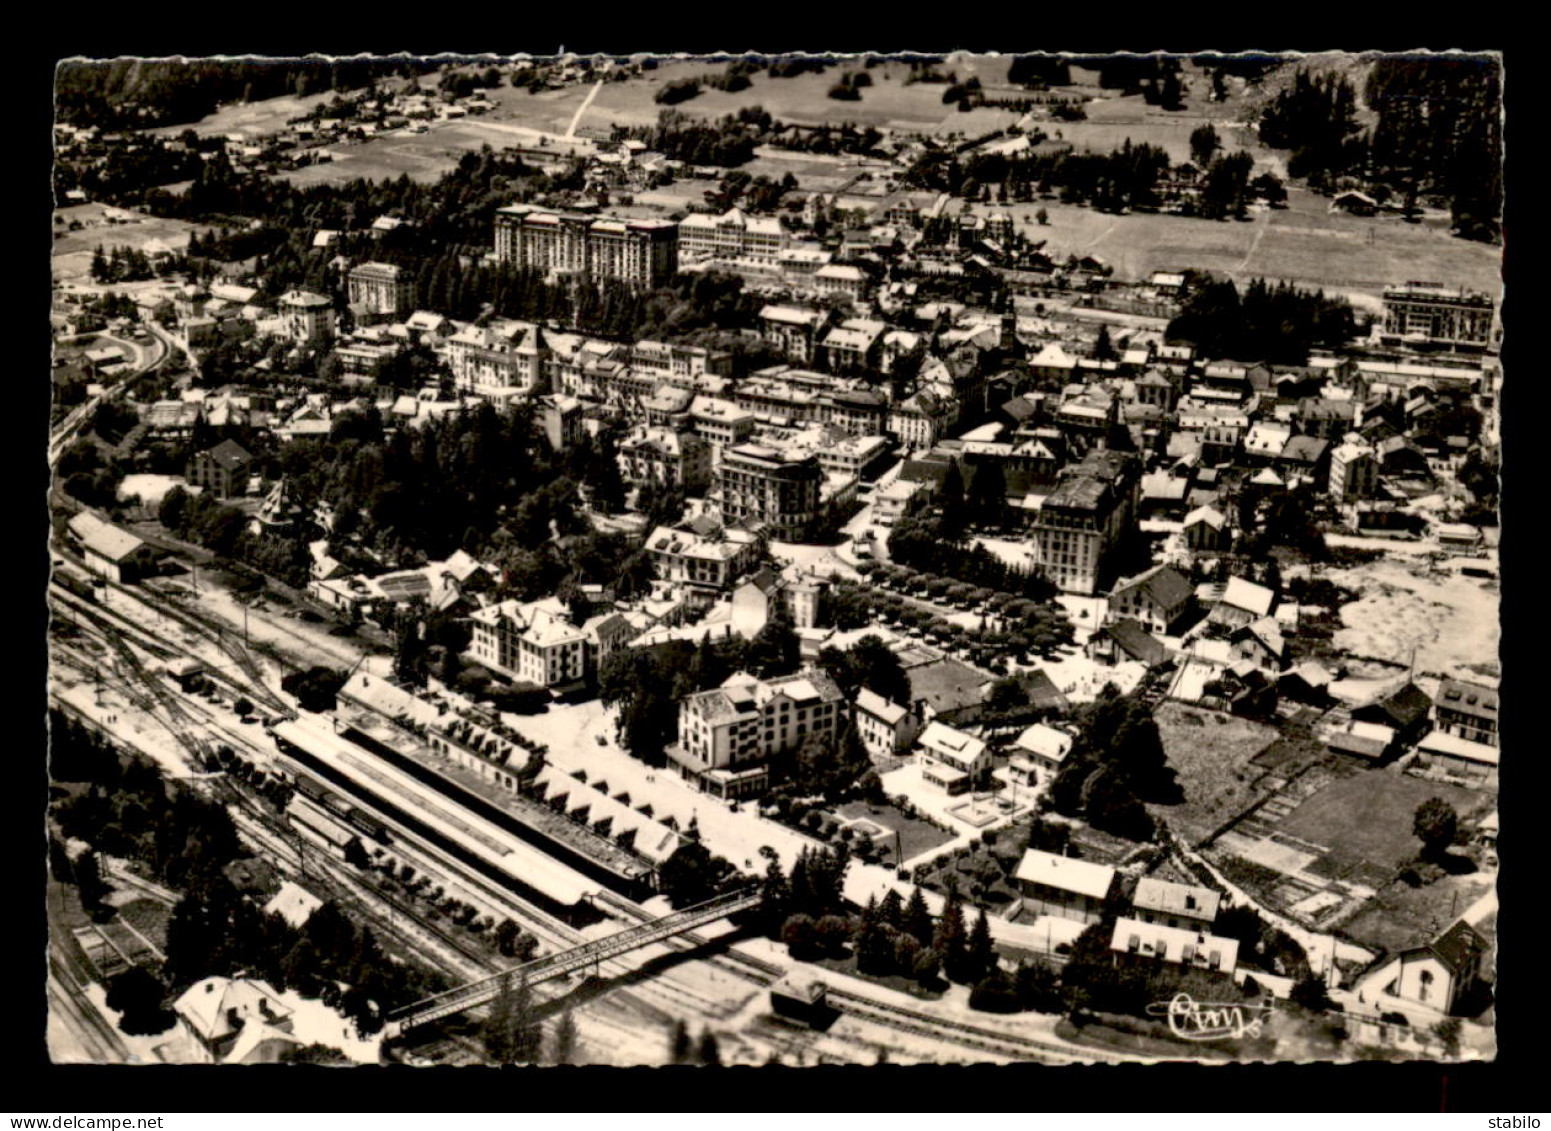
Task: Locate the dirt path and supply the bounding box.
[566,80,604,139]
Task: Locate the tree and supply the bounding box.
[483,973,540,1064]
[551,1008,579,1065]
[1093,325,1118,362]
[935,885,971,983]
[105,967,175,1035]
[343,836,371,869]
[697,1028,722,1066]
[1189,123,1221,168]
[668,1018,693,1064]
[904,886,934,948]
[1036,207,1049,225]
[1413,798,1459,862]
[1291,974,1334,1014]
[966,908,996,984]
[74,850,110,917]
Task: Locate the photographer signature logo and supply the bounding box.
[1146,992,1277,1041]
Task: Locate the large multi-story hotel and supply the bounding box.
[346,261,417,318]
[678,207,788,264]
[444,318,547,404]
[716,443,823,540]
[1030,448,1140,595]
[466,597,588,688]
[494,204,678,288]
[1379,282,1495,351]
[667,668,846,799]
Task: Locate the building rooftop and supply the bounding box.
[1015,849,1116,900]
[1132,877,1221,923]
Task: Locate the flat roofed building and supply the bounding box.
[1030,448,1140,596]
[619,425,712,492]
[347,261,416,317]
[278,289,335,344]
[494,204,678,289]
[645,520,761,593]
[1381,282,1495,351]
[668,668,845,799]
[717,443,823,540]
[679,207,788,264]
[444,319,546,404]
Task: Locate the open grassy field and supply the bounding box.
[1004,185,1501,301]
[1151,702,1280,845]
[52,203,207,283]
[146,91,336,140]
[1277,771,1489,874]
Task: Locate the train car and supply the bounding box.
[345,806,392,846]
[320,790,354,820]
[287,797,356,851]
[292,772,332,805]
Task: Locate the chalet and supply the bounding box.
[1209,576,1277,630]
[1330,190,1378,217]
[1432,679,1498,747]
[1183,505,1232,553]
[1278,661,1335,706]
[1015,849,1116,925]
[1107,565,1194,636]
[1230,616,1285,673]
[1351,681,1432,747]
[1086,619,1170,669]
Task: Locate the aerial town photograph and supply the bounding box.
[46,48,1503,1073]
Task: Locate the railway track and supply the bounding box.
[824,987,1118,1065]
[53,577,1128,1067]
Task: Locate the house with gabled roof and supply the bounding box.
[1086,618,1171,669]
[916,719,990,794]
[853,686,923,762]
[1016,849,1116,925]
[1353,919,1488,1019]
[1433,679,1499,748]
[171,977,299,1064]
[1110,917,1239,976]
[1183,504,1232,553]
[1131,877,1220,931]
[1108,565,1194,635]
[1209,576,1277,629]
